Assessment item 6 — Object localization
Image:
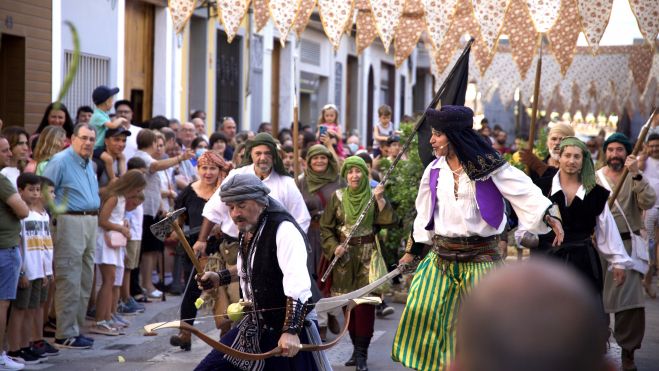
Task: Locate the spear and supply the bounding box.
[607,108,657,208]
[321,38,475,282]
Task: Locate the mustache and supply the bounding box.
[234,217,247,223]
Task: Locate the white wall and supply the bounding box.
[59,0,123,94]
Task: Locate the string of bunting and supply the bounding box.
[169,0,658,110]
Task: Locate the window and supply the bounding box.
[62,51,110,113]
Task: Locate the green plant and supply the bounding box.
[376,122,424,266]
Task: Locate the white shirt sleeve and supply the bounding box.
[412,163,434,244]
[275,221,312,302]
[201,170,240,238]
[594,203,633,269]
[282,177,311,232]
[491,165,552,235]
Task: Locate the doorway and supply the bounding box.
[124,0,155,123]
[0,34,26,127]
[216,30,242,128]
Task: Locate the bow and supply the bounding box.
[143,261,419,361]
[144,297,379,361]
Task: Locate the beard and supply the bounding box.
[607,157,624,171]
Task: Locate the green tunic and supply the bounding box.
[319,188,395,295]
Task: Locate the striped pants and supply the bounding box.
[392,252,497,371]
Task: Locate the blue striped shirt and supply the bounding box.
[42,147,100,212]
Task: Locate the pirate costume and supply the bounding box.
[531,138,632,292]
[392,106,559,371]
[195,174,330,371]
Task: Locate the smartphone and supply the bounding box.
[319,125,328,136]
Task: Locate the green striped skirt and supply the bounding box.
[392,251,497,371]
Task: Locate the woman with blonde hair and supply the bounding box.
[26,126,67,175]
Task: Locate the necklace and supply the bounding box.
[450,167,463,175]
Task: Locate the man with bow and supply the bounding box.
[195,174,330,371]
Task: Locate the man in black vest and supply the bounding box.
[195,174,328,371]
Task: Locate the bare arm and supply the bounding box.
[150,149,194,172]
[6,193,29,219]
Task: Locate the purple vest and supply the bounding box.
[424,160,505,230]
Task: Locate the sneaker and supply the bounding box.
[54,336,93,349]
[117,302,139,316]
[111,313,131,328]
[0,351,24,370]
[6,349,39,365]
[376,302,395,318]
[22,348,46,362]
[78,334,94,343]
[89,321,121,336]
[126,297,145,312]
[31,340,59,357]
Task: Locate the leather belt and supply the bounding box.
[620,231,640,241]
[432,234,498,249]
[340,234,375,246]
[62,210,98,216]
[432,246,501,263]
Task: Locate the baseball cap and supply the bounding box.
[106,126,132,138]
[92,85,120,105]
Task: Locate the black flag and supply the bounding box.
[417,42,472,167]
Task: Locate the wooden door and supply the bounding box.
[124,0,155,123]
[0,34,25,128]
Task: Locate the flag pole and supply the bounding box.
[526,33,543,156]
[321,38,474,282]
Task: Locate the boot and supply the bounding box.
[169,330,191,351]
[354,336,371,371]
[344,333,356,366]
[621,349,637,371]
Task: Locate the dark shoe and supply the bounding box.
[354,336,371,371]
[54,336,93,349]
[7,349,40,365]
[345,333,356,366]
[169,331,191,351]
[344,352,356,367]
[376,302,395,318]
[31,340,59,357]
[622,349,638,371]
[328,314,341,334]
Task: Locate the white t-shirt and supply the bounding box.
[132,150,161,216]
[126,204,144,241]
[124,124,142,160]
[0,167,19,189]
[20,209,53,280]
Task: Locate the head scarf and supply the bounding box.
[426,106,505,180]
[197,151,233,178]
[548,122,575,138]
[305,144,339,193]
[603,132,632,155]
[220,174,271,206]
[559,137,596,195]
[340,156,374,227]
[242,133,289,176]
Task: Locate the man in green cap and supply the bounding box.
[596,132,655,371]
